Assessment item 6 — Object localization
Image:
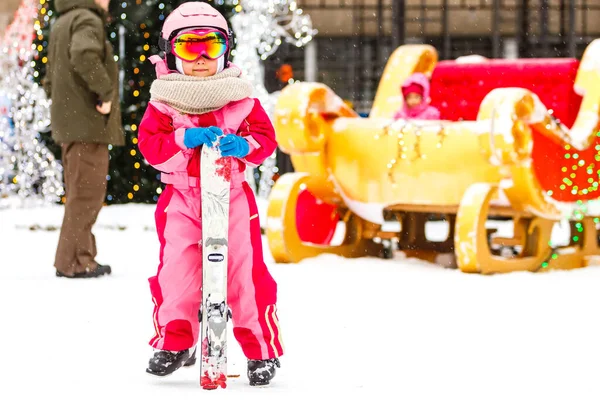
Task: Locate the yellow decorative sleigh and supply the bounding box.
[266,39,600,274]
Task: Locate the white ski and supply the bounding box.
[199,143,231,390]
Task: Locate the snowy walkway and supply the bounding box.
[1,204,599,399]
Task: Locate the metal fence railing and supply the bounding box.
[266,0,599,114]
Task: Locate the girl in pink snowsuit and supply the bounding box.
[138,2,283,386]
[393,72,440,120]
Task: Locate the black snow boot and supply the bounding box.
[146,348,195,376]
[184,348,197,367]
[56,264,111,278]
[247,358,280,386]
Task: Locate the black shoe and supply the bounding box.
[247,358,280,386]
[55,264,111,278]
[184,348,196,367]
[146,349,193,377]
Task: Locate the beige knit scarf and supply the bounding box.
[149,66,253,114]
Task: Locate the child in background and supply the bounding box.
[393,72,440,120]
[137,2,284,386]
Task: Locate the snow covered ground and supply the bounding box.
[1,202,600,400]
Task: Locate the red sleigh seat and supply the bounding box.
[430,58,598,202]
[430,58,582,126]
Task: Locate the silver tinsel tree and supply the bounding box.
[230,0,316,198]
[0,0,63,207]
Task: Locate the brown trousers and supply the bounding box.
[54,142,109,276]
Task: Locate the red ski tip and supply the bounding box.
[201,373,227,390]
[201,384,218,390]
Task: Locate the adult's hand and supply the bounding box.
[96,101,112,115]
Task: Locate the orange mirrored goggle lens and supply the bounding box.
[172,30,228,61]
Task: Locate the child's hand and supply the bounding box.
[183,126,223,148]
[219,134,250,158]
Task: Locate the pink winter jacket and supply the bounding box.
[137,56,277,189]
[393,73,440,121]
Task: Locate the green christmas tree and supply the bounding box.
[33,0,236,204]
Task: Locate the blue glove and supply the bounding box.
[183,126,223,148]
[219,134,250,158]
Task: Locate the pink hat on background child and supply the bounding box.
[402,82,424,98]
[393,72,441,120]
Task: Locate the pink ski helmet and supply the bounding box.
[158,2,232,71]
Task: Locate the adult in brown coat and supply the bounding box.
[43,0,124,278]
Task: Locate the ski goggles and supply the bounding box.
[171,29,229,62]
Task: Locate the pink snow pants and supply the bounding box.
[148,181,284,360]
